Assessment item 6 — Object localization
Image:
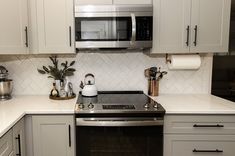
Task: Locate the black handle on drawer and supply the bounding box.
[15,134,21,156]
[193,124,224,128]
[193,149,223,153]
[25,26,28,47]
[186,25,190,46]
[68,125,71,147]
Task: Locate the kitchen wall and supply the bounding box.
[0,52,213,95]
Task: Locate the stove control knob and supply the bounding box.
[153,103,158,109]
[78,103,85,109]
[144,103,150,109]
[88,103,94,109]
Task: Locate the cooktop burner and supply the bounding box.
[75,91,165,117]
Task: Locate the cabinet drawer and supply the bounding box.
[0,129,13,156]
[164,115,235,134]
[164,135,235,156]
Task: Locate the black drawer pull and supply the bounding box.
[193,149,223,153]
[68,125,71,147]
[193,124,224,128]
[15,134,21,156]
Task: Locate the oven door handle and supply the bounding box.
[76,118,163,127]
[130,13,136,46]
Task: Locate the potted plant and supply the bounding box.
[37,56,76,91]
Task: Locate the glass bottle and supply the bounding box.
[50,83,59,97]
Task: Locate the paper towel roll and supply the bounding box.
[167,55,201,70]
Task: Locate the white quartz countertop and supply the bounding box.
[151,94,235,114]
[1,94,235,138]
[0,95,76,138]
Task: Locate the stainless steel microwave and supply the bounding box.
[75,5,153,49]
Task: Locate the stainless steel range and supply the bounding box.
[75,91,165,156]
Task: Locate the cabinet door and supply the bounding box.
[0,0,29,54]
[164,135,235,156]
[36,0,75,54]
[13,118,25,156]
[190,0,231,53]
[75,0,112,5]
[152,0,191,53]
[113,0,152,4]
[32,115,75,156]
[0,129,13,156]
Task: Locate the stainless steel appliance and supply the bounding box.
[75,5,153,49]
[0,66,13,100]
[75,91,165,156]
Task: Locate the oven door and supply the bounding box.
[76,118,163,156]
[75,13,152,49]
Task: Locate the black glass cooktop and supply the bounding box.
[77,91,150,105]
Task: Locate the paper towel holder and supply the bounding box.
[165,54,171,64]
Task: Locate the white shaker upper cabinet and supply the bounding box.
[0,0,29,54]
[75,0,112,5]
[190,0,231,53]
[35,0,75,54]
[113,0,152,5]
[152,0,231,54]
[152,0,191,53]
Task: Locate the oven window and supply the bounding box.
[76,126,163,156]
[75,17,132,41]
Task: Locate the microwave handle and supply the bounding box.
[131,13,136,45]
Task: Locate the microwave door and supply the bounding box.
[75,17,132,48]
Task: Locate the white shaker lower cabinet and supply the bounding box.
[0,129,13,156]
[12,118,26,156]
[164,115,235,156]
[32,115,75,156]
[0,0,29,54]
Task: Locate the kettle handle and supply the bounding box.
[85,73,95,78]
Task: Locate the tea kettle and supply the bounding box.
[80,73,98,97]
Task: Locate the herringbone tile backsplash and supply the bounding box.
[0,52,213,95]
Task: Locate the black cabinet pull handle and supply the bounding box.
[186,25,190,46]
[193,149,223,153]
[25,26,28,47]
[15,134,21,156]
[68,125,71,147]
[193,25,198,46]
[193,124,224,128]
[69,26,72,47]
